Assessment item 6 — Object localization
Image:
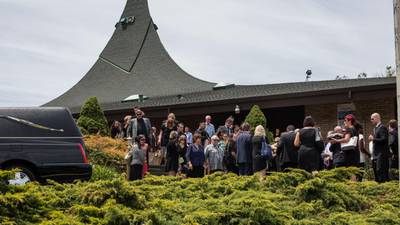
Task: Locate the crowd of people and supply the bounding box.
[118,107,398,183]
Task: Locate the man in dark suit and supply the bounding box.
[236,122,253,176]
[217,116,234,136]
[368,113,390,183]
[277,125,298,171]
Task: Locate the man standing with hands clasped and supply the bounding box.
[368,113,390,183]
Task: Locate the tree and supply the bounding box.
[244,105,275,143]
[77,96,109,136]
[245,105,266,132]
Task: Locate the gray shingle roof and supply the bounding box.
[44,0,215,110]
[67,77,395,113]
[44,0,396,114]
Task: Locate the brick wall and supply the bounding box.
[305,97,396,139]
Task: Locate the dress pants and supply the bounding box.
[238,163,253,176]
[372,158,389,183]
[129,164,143,181]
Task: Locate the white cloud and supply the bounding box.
[0,0,395,106]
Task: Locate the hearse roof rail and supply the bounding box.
[0,115,64,132]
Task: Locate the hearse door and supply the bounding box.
[0,142,22,164]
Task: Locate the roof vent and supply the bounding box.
[122,94,148,103]
[213,82,235,90]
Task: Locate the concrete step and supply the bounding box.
[148,165,166,176]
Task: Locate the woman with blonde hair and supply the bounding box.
[252,125,269,176]
[167,113,176,121]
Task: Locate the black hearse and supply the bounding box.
[0,107,92,184]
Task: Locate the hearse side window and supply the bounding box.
[0,115,64,132]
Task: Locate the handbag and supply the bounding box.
[314,128,325,152]
[340,136,358,151]
[261,137,273,160]
[148,148,163,166]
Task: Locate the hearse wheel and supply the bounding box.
[5,164,36,185]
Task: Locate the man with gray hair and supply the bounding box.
[368,113,390,182]
[204,135,224,174]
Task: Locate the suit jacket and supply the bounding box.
[389,128,398,156]
[236,131,252,164]
[127,118,152,143]
[217,125,233,136]
[277,131,298,165]
[373,123,390,159]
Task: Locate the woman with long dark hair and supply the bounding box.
[110,120,123,138]
[224,134,239,174]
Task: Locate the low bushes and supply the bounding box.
[84,135,128,172]
[0,168,399,224]
[1,135,398,224]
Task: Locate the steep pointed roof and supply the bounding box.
[45,0,215,110]
[45,0,396,114]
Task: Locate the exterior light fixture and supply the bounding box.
[235,105,240,114]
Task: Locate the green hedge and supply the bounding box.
[0,168,399,224]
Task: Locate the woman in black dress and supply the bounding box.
[294,116,324,172]
[252,125,269,176]
[224,134,238,175]
[177,135,188,176]
[158,115,177,164]
[165,131,179,176]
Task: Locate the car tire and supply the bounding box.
[5,164,36,185]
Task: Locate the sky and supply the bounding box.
[0,0,395,107]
